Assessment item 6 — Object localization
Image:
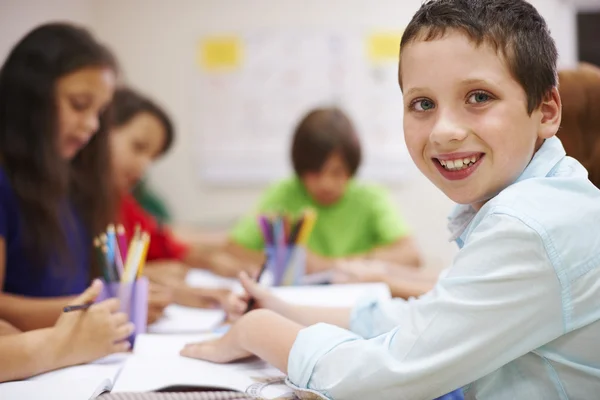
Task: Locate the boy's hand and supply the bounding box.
[224,272,277,322]
[54,280,134,366]
[181,309,299,371]
[180,319,252,363]
[147,283,173,324]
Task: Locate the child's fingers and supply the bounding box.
[111,312,129,327]
[96,298,121,313]
[180,342,204,358]
[224,292,248,315]
[112,340,132,353]
[234,298,248,314]
[71,279,103,305]
[114,322,135,342]
[238,271,260,295]
[180,342,216,361]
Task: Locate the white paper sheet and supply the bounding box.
[0,353,130,400]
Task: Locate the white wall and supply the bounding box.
[571,0,600,12]
[0,0,580,270]
[0,0,94,62]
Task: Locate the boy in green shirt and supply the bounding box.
[228,107,421,273]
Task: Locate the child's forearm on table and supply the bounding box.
[238,310,302,373]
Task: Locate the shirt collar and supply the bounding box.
[447,136,567,244]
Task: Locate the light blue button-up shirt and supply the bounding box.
[286,136,600,400]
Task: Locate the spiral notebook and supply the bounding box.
[111,355,291,398]
[100,393,254,399]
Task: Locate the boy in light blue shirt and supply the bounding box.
[180,0,600,399]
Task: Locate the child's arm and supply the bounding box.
[0,326,65,382]
[361,237,421,267]
[225,272,352,328]
[332,261,438,299]
[333,238,421,269]
[223,240,264,266]
[0,293,74,331]
[182,214,564,399]
[0,281,133,383]
[0,319,20,335]
[182,309,299,372]
[143,262,230,309]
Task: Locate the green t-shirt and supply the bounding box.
[230,177,411,257]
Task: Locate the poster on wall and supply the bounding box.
[192,28,414,186]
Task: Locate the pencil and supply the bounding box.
[136,232,151,278]
[116,224,128,262]
[258,216,272,245]
[101,244,117,282]
[297,209,317,245]
[106,224,117,264]
[63,302,93,312]
[245,256,268,313]
[122,229,140,282]
[288,214,304,245]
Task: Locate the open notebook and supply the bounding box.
[112,355,291,398]
[0,340,290,399]
[0,353,130,400]
[109,333,290,397]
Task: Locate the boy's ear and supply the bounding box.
[538,86,562,140]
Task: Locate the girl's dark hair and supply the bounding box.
[111,87,174,155]
[291,107,362,177]
[0,22,118,267]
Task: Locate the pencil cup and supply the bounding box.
[265,245,306,286]
[96,277,149,346]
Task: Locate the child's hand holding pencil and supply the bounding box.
[56,279,135,367]
[223,271,279,323]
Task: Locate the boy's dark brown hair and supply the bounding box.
[399,0,558,114]
[291,107,361,177]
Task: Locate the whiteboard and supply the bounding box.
[193,28,413,185]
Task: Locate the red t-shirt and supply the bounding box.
[119,195,189,261]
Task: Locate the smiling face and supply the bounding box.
[400,30,561,210]
[55,66,116,160]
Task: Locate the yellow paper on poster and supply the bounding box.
[367,32,404,62]
[197,36,242,71]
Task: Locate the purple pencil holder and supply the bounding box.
[95,277,149,346]
[265,245,306,286]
